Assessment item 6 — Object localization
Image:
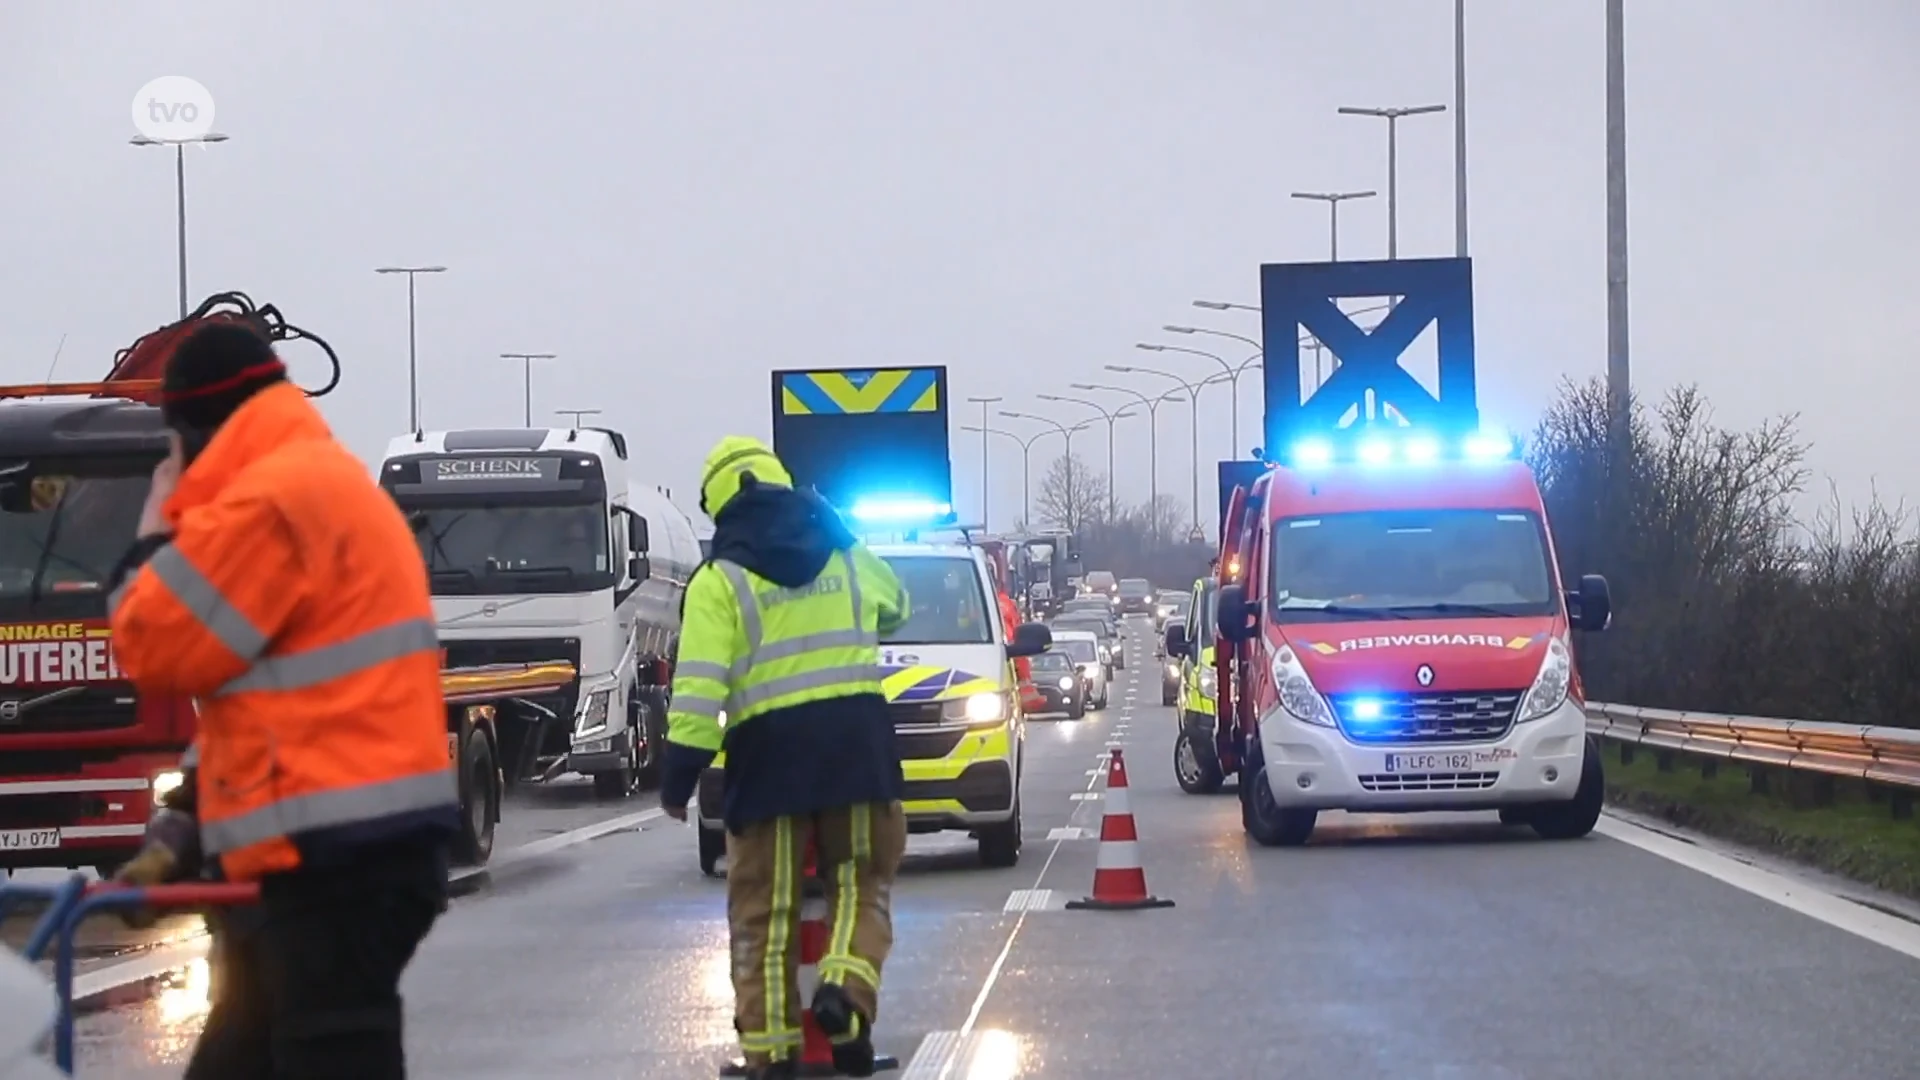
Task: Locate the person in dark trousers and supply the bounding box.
[108,322,455,1079]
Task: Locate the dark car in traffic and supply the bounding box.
[1117,577,1154,615]
[1028,649,1089,719]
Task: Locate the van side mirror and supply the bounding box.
[627,510,650,552]
[1568,573,1611,632]
[1008,621,1052,658]
[1216,583,1258,643]
[1164,621,1190,659]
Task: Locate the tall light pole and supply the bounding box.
[556,408,601,428]
[964,422,1084,528]
[966,395,1003,528]
[1606,0,1632,449]
[1454,0,1470,258]
[375,265,447,433]
[1001,410,1095,531]
[130,132,229,320]
[1073,382,1179,542]
[1288,191,1376,261]
[499,353,557,427]
[1336,104,1447,260]
[1148,335,1264,457]
[1037,394,1135,523]
[1192,299,1259,314]
[1106,364,1206,539]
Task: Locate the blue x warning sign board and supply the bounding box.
[1258,257,1479,446]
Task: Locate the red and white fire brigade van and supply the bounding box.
[1212,429,1613,847]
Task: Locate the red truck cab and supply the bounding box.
[1213,430,1612,847]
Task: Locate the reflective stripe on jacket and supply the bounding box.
[109,383,453,882]
[667,545,907,752]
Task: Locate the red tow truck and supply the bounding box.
[0,295,571,876]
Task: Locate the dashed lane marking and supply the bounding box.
[1002,888,1066,913]
[1068,792,1101,801]
[71,805,668,1003]
[1047,826,1092,840]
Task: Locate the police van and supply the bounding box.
[697,540,1051,874]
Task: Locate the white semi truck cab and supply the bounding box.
[379,426,700,799]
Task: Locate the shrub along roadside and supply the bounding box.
[1601,743,1920,901]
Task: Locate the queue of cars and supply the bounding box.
[1029,570,1166,719]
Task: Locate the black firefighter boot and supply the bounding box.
[809,983,876,1077]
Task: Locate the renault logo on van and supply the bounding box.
[1415,664,1434,687]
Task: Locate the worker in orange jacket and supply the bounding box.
[107,323,453,1080]
[996,588,1043,713]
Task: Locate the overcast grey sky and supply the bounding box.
[2,2,1914,530]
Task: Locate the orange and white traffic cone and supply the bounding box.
[1067,748,1175,911]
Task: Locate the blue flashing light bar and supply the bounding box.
[848,496,956,524]
[1281,429,1519,471]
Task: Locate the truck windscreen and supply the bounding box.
[879,555,992,645]
[1269,508,1557,622]
[405,502,611,595]
[0,470,150,617]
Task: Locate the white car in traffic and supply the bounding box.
[1047,630,1110,710]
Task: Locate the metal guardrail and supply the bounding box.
[1586,701,1920,791]
[440,661,577,705]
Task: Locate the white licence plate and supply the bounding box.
[1383,751,1475,773]
[0,827,61,851]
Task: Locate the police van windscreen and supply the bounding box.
[879,555,992,645]
[1269,509,1558,623]
[0,466,150,618]
[407,503,612,595]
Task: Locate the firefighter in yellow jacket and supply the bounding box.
[660,436,909,1080]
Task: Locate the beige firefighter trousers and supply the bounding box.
[726,800,907,1064]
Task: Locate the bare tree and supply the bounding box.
[1036,453,1104,532]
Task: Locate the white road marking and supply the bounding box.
[1001,888,1066,912]
[71,806,666,1002]
[1068,792,1101,801]
[1595,814,1920,962]
[1047,826,1092,840]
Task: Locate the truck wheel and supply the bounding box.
[635,690,666,792]
[592,723,642,801]
[1174,729,1225,795]
[1242,765,1314,847]
[1530,737,1605,841]
[977,799,1022,868]
[453,729,498,866]
[698,824,726,878]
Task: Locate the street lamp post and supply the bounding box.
[1336,104,1447,260]
[1001,410,1099,531]
[498,353,558,427]
[1192,299,1259,314]
[1072,382,1179,543]
[1287,191,1376,261]
[1141,339,1259,457]
[966,395,1003,528]
[375,265,448,433]
[963,423,1082,528]
[130,132,229,320]
[556,408,601,428]
[1037,394,1135,523]
[1104,364,1207,539]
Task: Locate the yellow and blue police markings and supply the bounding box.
[1183,645,1216,717]
[881,663,1015,822]
[778,368,940,415]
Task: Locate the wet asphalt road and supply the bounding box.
[63,617,1920,1078]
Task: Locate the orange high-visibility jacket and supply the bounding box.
[109,383,452,882]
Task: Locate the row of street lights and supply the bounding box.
[129,133,567,434]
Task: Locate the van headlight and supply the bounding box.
[1057,676,1074,690]
[1271,645,1336,728]
[1517,637,1572,722]
[1198,666,1217,697]
[945,691,1010,728]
